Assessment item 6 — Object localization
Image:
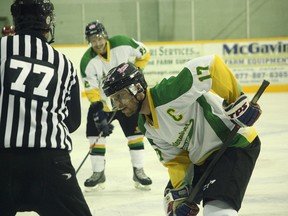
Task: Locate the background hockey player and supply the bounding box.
[0,0,92,215]
[1,25,15,37]
[102,55,262,216]
[80,20,152,191]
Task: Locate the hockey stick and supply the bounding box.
[75,111,116,175]
[186,79,270,204]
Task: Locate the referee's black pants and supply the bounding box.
[0,149,92,216]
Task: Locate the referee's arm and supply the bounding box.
[64,78,81,133]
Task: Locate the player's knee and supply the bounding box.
[203,200,237,216]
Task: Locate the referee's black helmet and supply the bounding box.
[11,0,55,42]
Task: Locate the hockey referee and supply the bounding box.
[0,0,92,215]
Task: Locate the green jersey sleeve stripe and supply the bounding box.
[109,35,139,49]
[197,95,250,148]
[150,67,193,107]
[80,48,97,78]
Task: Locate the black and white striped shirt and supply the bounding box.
[0,33,81,151]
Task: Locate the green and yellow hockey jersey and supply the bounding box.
[138,54,258,188]
[80,35,150,110]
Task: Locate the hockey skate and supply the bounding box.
[133,167,152,191]
[84,171,105,192]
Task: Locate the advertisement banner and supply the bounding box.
[144,38,288,91]
[56,38,288,93]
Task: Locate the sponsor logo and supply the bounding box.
[223,42,288,55]
[62,173,72,180]
[172,119,194,150]
[228,102,248,118]
[117,63,129,73]
[203,179,216,191]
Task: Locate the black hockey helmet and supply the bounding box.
[102,62,147,97]
[11,0,55,43]
[1,25,16,36]
[85,20,108,39]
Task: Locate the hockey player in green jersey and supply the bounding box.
[80,20,152,191]
[102,55,262,216]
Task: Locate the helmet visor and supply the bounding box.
[110,85,138,111]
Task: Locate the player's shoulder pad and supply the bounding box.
[109,35,137,48]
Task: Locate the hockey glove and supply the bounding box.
[223,94,262,127]
[89,102,114,136]
[164,184,199,216]
[174,202,200,216]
